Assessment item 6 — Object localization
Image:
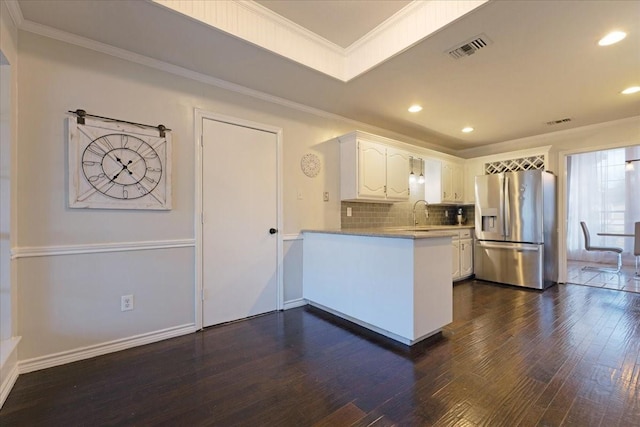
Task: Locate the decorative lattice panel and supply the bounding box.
[484,155,545,174]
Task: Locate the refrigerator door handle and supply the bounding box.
[504,176,511,237]
[478,242,540,252]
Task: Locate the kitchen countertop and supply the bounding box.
[302,227,467,240]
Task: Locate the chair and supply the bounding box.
[580,221,622,273]
[634,222,640,280]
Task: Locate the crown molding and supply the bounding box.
[4,0,24,27]
[17,18,454,155]
[152,0,487,82]
[152,0,346,80]
[236,0,344,54]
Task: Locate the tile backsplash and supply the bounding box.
[341,202,475,228]
[340,182,474,228]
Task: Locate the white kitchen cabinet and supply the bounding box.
[451,239,461,279]
[340,133,410,202]
[386,147,411,200]
[425,159,464,204]
[460,238,474,277]
[452,229,474,281]
[357,140,387,199]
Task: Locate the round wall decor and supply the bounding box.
[301,153,321,178]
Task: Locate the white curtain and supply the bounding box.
[567,145,640,265]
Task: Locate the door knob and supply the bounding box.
[269,228,278,234]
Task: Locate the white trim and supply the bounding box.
[236,1,344,53]
[282,233,303,241]
[556,139,640,284]
[0,361,19,409]
[19,323,196,374]
[4,0,23,27]
[15,18,457,156]
[11,238,195,259]
[283,298,307,310]
[195,109,284,330]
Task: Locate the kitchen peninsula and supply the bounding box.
[302,229,454,345]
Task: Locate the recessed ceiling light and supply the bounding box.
[598,31,626,46]
[621,86,640,95]
[408,105,422,113]
[461,127,474,133]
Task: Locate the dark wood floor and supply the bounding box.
[2,280,639,426]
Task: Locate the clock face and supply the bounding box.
[81,134,163,200]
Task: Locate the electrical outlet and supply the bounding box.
[121,294,134,311]
[347,207,352,217]
[323,191,329,202]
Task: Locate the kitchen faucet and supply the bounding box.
[412,199,429,226]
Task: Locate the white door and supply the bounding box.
[201,118,278,327]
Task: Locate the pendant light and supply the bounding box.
[418,158,425,184]
[409,156,416,184]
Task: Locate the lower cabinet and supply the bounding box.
[452,230,474,281]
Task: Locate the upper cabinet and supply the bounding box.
[340,132,410,202]
[425,159,464,204]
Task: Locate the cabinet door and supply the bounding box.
[442,162,454,202]
[358,140,387,199]
[451,164,464,202]
[460,238,473,277]
[386,147,410,201]
[452,239,461,279]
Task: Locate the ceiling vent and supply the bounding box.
[447,34,492,59]
[546,118,572,126]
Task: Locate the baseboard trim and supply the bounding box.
[0,362,19,409]
[283,298,307,310]
[19,323,196,374]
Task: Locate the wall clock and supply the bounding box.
[68,117,172,210]
[301,153,321,178]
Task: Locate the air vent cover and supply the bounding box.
[447,34,492,59]
[546,118,572,126]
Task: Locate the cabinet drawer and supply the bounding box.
[459,229,472,239]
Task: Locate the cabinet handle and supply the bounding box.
[384,185,387,193]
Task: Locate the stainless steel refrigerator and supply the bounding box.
[474,170,557,289]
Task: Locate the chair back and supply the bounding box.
[580,221,592,250]
[635,222,640,256]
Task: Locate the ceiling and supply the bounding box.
[14,0,640,152]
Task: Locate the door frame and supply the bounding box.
[556,140,637,284]
[194,108,284,330]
